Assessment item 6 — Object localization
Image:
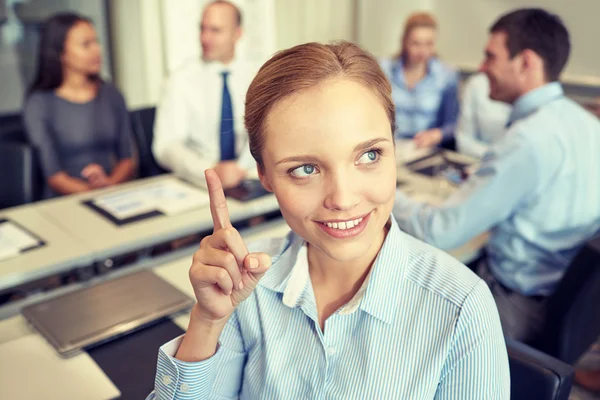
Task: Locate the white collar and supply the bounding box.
[282,243,373,315]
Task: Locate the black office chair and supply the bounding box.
[508,339,574,400]
[0,142,41,209]
[0,113,27,143]
[130,107,166,178]
[533,236,600,364]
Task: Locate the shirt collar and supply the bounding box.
[358,216,407,323]
[507,82,564,126]
[203,57,240,75]
[258,216,408,324]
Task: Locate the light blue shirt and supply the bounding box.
[147,217,509,399]
[394,82,600,296]
[456,73,512,158]
[380,57,460,139]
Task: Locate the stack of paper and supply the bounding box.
[0,220,41,262]
[92,179,210,220]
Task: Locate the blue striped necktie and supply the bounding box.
[220,71,235,161]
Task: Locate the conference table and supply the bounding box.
[0,205,93,294]
[34,174,281,263]
[0,148,487,399]
[0,219,296,400]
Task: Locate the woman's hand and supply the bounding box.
[189,169,271,324]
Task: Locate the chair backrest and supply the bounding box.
[130,107,165,178]
[508,339,574,400]
[0,113,27,143]
[534,236,600,364]
[0,142,41,209]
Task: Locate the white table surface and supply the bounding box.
[34,174,279,259]
[0,206,94,292]
[0,210,487,399]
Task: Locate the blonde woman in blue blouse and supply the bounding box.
[380,12,460,148]
[147,41,509,399]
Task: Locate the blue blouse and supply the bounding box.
[380,57,460,140]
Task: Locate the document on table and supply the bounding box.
[0,219,43,262]
[0,334,120,400]
[91,179,210,220]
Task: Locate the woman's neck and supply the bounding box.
[308,224,389,331]
[61,69,96,89]
[402,60,428,89]
[308,224,388,295]
[56,70,98,102]
[405,58,428,71]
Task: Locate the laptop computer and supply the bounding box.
[22,270,194,358]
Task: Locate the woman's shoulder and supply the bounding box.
[399,230,484,308]
[24,90,52,106]
[99,81,125,101]
[378,57,397,75]
[23,90,54,116]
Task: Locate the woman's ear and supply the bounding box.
[257,163,273,192]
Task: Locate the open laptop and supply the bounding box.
[22,270,194,358]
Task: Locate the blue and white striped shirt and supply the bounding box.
[147,217,509,399]
[380,57,460,140]
[394,82,600,296]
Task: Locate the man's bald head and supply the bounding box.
[200,0,243,63]
[206,0,242,26]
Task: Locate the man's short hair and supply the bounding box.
[491,8,570,81]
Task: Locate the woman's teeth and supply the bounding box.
[324,217,363,230]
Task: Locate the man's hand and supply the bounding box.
[213,161,247,189]
[414,128,443,148]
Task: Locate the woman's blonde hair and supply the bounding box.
[245,41,396,168]
[398,12,438,60]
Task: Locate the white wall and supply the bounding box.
[110,0,357,108]
[160,0,276,74]
[356,0,433,58]
[274,0,356,51]
[109,0,600,108]
[433,0,600,86]
[358,0,600,86]
[109,0,165,108]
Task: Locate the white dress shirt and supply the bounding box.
[456,73,512,158]
[153,58,259,184]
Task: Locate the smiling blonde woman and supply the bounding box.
[147,41,510,400]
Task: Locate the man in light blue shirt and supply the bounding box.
[394,8,600,342]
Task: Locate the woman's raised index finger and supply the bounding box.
[205,169,232,231]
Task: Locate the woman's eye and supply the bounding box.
[357,150,380,164]
[290,164,318,178]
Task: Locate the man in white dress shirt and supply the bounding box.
[455,73,511,158]
[153,0,258,188]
